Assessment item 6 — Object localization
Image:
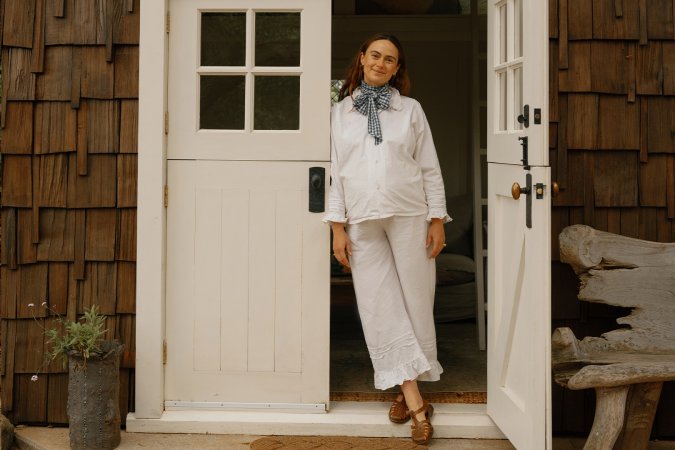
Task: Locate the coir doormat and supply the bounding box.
[250,436,427,449]
[330,391,487,404]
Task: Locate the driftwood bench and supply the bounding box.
[552,225,675,450]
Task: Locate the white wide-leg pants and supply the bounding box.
[347,214,443,390]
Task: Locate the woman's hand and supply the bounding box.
[426,218,445,259]
[332,223,352,268]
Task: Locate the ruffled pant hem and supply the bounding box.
[373,357,444,390]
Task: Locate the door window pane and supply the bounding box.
[499,4,507,64]
[254,76,300,130]
[515,0,523,58]
[514,66,523,130]
[255,13,301,67]
[200,76,246,130]
[201,13,246,66]
[498,71,507,131]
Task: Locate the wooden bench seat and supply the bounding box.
[552,225,675,450]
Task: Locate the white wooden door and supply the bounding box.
[165,0,331,409]
[486,0,552,448]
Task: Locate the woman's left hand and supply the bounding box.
[426,218,445,259]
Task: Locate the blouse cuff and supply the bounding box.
[427,211,452,223]
[323,213,348,224]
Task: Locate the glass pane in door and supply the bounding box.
[201,13,246,66]
[254,76,300,130]
[255,12,301,66]
[200,75,246,130]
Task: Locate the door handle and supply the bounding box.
[308,167,325,213]
[512,174,533,228]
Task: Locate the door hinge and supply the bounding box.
[164,184,168,208]
[163,340,167,365]
[164,111,169,134]
[166,11,170,33]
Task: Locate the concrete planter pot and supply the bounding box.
[67,341,124,450]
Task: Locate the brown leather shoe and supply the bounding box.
[388,392,410,423]
[409,401,434,445]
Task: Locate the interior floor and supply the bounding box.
[330,283,487,401]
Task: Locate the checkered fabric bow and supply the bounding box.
[353,82,392,145]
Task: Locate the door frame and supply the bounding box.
[135,0,168,420]
[133,0,549,439]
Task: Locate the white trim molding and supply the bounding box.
[135,0,169,419]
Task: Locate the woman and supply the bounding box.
[324,33,450,445]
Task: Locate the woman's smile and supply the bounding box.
[360,39,400,86]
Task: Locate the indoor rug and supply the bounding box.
[250,435,426,449]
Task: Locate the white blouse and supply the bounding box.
[325,87,451,225]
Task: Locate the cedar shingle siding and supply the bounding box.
[0,0,138,424]
[1,0,673,438]
[550,0,675,437]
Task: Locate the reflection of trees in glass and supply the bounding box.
[255,13,300,67]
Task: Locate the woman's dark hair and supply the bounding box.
[339,33,411,100]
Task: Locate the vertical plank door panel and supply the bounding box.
[274,190,303,373]
[193,188,223,372]
[219,190,249,372]
[248,190,276,372]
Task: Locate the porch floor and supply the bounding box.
[14,426,675,450]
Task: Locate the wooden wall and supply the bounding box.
[0,0,139,424]
[549,0,675,438]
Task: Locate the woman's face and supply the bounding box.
[360,39,400,87]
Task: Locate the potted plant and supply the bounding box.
[31,303,124,450]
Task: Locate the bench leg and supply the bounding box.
[613,382,663,450]
[584,386,629,450]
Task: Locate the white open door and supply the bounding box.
[486,0,552,449]
[164,0,331,409]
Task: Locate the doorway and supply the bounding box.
[328,1,489,403]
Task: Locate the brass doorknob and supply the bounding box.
[552,181,560,197]
[511,182,530,199]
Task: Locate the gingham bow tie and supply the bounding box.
[353,82,391,145]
